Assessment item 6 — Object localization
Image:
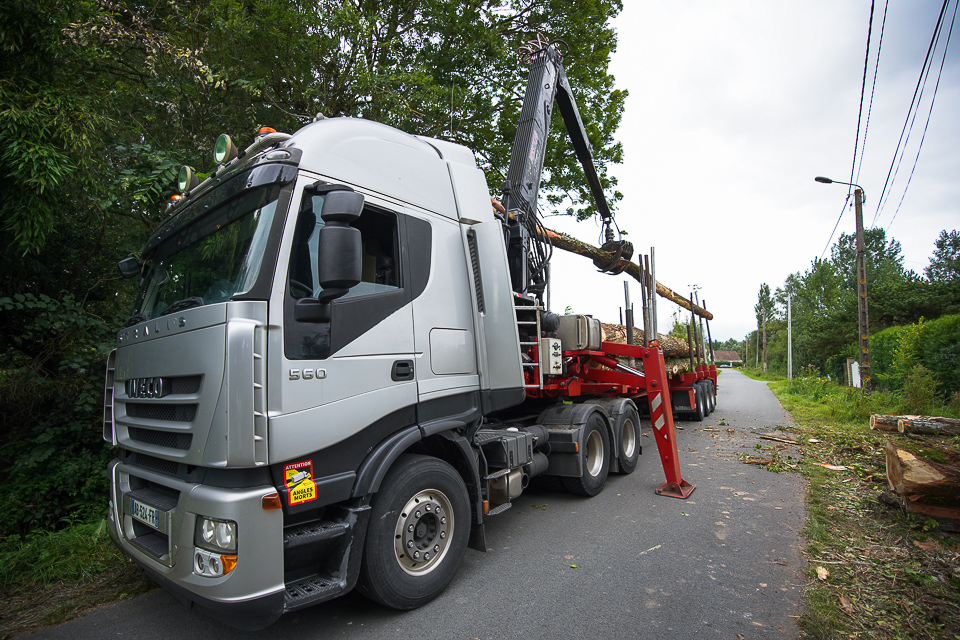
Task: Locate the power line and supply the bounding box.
[820,3,877,262]
[871,0,951,227]
[820,194,852,262]
[887,0,958,230]
[854,0,889,187]
[848,0,877,192]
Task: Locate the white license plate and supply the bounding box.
[130,497,161,530]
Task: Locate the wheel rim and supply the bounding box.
[585,429,604,476]
[394,489,454,576]
[621,418,637,458]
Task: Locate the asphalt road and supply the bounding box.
[27,370,807,639]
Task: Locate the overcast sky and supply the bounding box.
[544,0,959,342]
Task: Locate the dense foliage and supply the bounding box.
[729,228,960,398]
[0,0,626,537]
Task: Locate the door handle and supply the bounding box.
[391,360,415,381]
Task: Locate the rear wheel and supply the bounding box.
[562,412,611,496]
[357,454,470,609]
[693,384,706,422]
[615,403,641,474]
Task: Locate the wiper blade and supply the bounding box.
[159,296,205,316]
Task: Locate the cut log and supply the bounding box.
[897,416,960,436]
[869,413,902,431]
[543,227,713,320]
[885,440,960,501]
[600,323,690,358]
[903,501,960,533]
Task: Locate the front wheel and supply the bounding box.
[357,454,470,609]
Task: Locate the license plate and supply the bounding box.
[130,497,161,530]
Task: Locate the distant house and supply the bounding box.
[714,350,742,366]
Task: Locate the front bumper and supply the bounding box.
[107,457,285,629]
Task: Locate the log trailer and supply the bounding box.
[103,40,717,629]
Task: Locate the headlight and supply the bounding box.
[195,517,237,553]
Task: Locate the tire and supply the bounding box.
[357,454,470,609]
[614,403,641,475]
[693,384,706,422]
[699,381,713,417]
[706,380,716,413]
[562,412,611,496]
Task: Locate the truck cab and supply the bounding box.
[106,118,527,627]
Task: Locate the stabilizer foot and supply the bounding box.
[656,480,696,499]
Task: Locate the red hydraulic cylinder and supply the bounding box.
[640,342,695,499]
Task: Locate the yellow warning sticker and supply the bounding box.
[284,460,317,505]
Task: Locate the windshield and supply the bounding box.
[132,186,281,321]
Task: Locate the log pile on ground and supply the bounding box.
[870,413,960,435]
[869,414,902,431]
[897,416,960,436]
[884,440,960,532]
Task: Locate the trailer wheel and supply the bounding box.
[699,381,713,417]
[693,384,706,422]
[357,454,470,609]
[562,412,611,496]
[615,403,641,474]
[708,380,717,411]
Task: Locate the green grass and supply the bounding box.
[0,521,154,637]
[768,378,960,640]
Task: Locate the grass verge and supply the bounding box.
[0,521,154,638]
[768,379,960,640]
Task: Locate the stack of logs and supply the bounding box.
[600,323,703,374]
[871,413,960,531]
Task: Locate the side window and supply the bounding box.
[284,190,405,361]
[288,194,400,299]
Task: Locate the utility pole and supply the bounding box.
[762,313,767,374]
[787,295,792,381]
[815,177,871,395]
[853,188,871,394]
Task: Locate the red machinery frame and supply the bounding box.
[524,340,708,499]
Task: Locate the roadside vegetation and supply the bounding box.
[740,364,960,640]
[0,522,153,638]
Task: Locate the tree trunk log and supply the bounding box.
[543,228,713,320]
[902,501,960,532]
[600,323,690,358]
[897,416,960,436]
[885,440,960,501]
[870,414,902,431]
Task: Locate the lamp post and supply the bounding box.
[815,176,871,395]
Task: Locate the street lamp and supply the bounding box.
[815,176,871,395]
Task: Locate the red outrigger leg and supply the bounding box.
[640,342,695,499]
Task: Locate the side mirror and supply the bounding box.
[294,191,364,323]
[118,257,142,278]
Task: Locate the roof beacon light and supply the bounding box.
[214,134,238,164]
[177,166,199,193]
[258,127,277,136]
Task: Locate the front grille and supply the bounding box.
[129,427,193,450]
[126,403,198,422]
[133,453,180,476]
[169,375,202,395]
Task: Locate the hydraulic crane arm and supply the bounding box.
[500,41,627,298]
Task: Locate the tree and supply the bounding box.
[755,283,774,372]
[0,0,629,536]
[925,230,960,283]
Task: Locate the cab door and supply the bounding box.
[266,175,417,467]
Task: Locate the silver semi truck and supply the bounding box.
[104,43,707,628]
